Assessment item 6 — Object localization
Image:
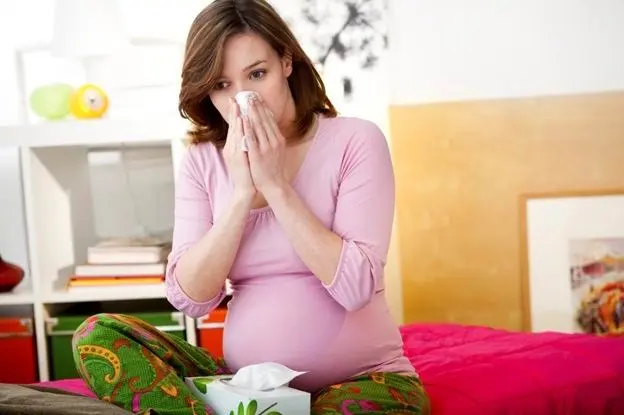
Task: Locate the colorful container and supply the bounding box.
[0,317,38,383]
[197,308,227,359]
[46,311,186,380]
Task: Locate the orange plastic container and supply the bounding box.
[197,308,227,358]
[0,317,37,383]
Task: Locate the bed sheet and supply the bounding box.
[400,323,624,415]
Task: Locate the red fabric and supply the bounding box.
[33,323,624,414]
[400,323,624,415]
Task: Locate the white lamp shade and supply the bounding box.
[51,0,129,58]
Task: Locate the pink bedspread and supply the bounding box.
[401,323,624,415]
[36,378,95,398]
[34,323,624,414]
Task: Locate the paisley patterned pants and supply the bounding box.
[72,313,430,415]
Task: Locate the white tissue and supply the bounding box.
[234,91,258,152]
[240,137,249,152]
[226,362,306,391]
[235,90,258,116]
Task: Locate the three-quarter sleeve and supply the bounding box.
[324,121,395,311]
[165,145,226,318]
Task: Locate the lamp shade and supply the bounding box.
[50,0,129,58]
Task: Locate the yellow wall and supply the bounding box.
[389,91,624,330]
[384,216,404,324]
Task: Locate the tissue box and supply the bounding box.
[185,375,311,415]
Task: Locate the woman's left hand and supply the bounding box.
[245,97,288,194]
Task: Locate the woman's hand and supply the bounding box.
[245,96,288,194]
[223,98,256,202]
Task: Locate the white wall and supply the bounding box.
[388,0,624,105]
[0,148,30,272]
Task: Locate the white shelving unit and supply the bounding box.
[0,116,231,382]
[0,117,190,148]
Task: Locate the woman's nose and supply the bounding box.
[231,85,255,98]
[230,88,258,109]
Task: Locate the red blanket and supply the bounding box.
[36,323,624,414]
[401,323,624,414]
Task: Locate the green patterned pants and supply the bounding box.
[72,313,430,415]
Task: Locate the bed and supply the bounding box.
[402,323,624,414]
[9,323,624,414]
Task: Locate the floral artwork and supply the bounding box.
[277,0,387,100]
[569,238,624,335]
[300,0,387,68]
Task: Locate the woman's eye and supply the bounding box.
[250,70,266,80]
[214,82,228,91]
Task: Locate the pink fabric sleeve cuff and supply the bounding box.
[166,271,226,319]
[323,239,376,312]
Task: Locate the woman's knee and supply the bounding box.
[71,313,131,394]
[72,313,119,348]
[312,373,430,415]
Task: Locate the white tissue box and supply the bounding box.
[185,375,311,415]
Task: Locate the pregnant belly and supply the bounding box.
[222,275,347,389]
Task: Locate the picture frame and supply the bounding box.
[519,189,624,334]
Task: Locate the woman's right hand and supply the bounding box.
[223,98,256,203]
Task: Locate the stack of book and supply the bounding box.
[68,236,171,292]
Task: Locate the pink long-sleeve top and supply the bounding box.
[165,115,416,392]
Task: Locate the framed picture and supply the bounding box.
[520,190,624,335]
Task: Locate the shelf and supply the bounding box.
[43,283,168,303]
[0,116,191,148]
[42,280,233,304]
[0,282,34,305]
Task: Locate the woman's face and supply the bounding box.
[209,32,293,128]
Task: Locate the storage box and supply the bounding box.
[197,307,227,358]
[0,317,37,383]
[46,311,186,380]
[185,375,310,415]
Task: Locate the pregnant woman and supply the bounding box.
[72,1,430,414]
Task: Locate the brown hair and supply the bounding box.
[178,0,337,148]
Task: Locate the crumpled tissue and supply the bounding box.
[235,90,259,152]
[235,90,258,116]
[227,362,306,391]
